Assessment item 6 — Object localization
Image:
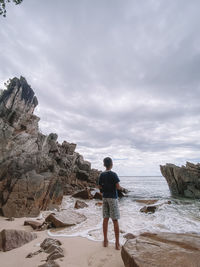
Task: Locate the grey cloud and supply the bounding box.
[1,0,200,174]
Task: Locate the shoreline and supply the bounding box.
[0,216,124,267]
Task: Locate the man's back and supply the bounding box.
[99,170,120,199]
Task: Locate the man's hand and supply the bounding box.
[116,183,128,194]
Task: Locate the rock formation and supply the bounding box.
[160,162,200,198]
[121,232,200,267]
[0,77,100,217]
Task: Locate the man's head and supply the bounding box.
[103,157,113,170]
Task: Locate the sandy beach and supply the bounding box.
[0,216,124,267]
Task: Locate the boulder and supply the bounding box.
[160,162,200,198]
[72,189,93,199]
[45,210,86,228]
[0,229,37,251]
[74,200,88,209]
[121,232,200,267]
[93,192,103,200]
[0,77,100,217]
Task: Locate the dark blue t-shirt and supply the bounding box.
[98,171,120,199]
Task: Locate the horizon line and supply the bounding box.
[119,175,162,177]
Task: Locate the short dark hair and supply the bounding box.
[103,157,113,168]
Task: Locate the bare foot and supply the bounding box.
[115,243,121,250]
[103,240,108,247]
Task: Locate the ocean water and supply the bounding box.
[47,176,200,244]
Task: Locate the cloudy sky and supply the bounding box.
[1,0,200,175]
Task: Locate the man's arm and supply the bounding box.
[116,183,123,191]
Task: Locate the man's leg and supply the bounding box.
[112,219,120,250]
[103,217,109,247]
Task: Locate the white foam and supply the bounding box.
[44,177,200,244]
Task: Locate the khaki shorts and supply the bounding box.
[103,198,120,220]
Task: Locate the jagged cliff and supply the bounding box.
[160,162,200,198]
[0,77,100,217]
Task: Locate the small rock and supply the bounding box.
[123,233,136,240]
[74,200,88,209]
[93,192,102,200]
[24,220,44,230]
[38,260,60,267]
[5,217,15,221]
[26,249,42,258]
[72,189,93,199]
[140,205,157,213]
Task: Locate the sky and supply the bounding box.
[1,0,200,175]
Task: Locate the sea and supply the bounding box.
[47,176,200,244]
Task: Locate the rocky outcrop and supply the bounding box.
[0,77,100,217]
[121,232,200,267]
[160,162,200,198]
[0,229,37,251]
[45,210,86,227]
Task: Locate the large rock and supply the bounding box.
[0,229,37,251]
[121,232,200,267]
[160,162,200,198]
[0,77,100,217]
[45,210,86,227]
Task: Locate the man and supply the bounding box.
[98,157,123,250]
